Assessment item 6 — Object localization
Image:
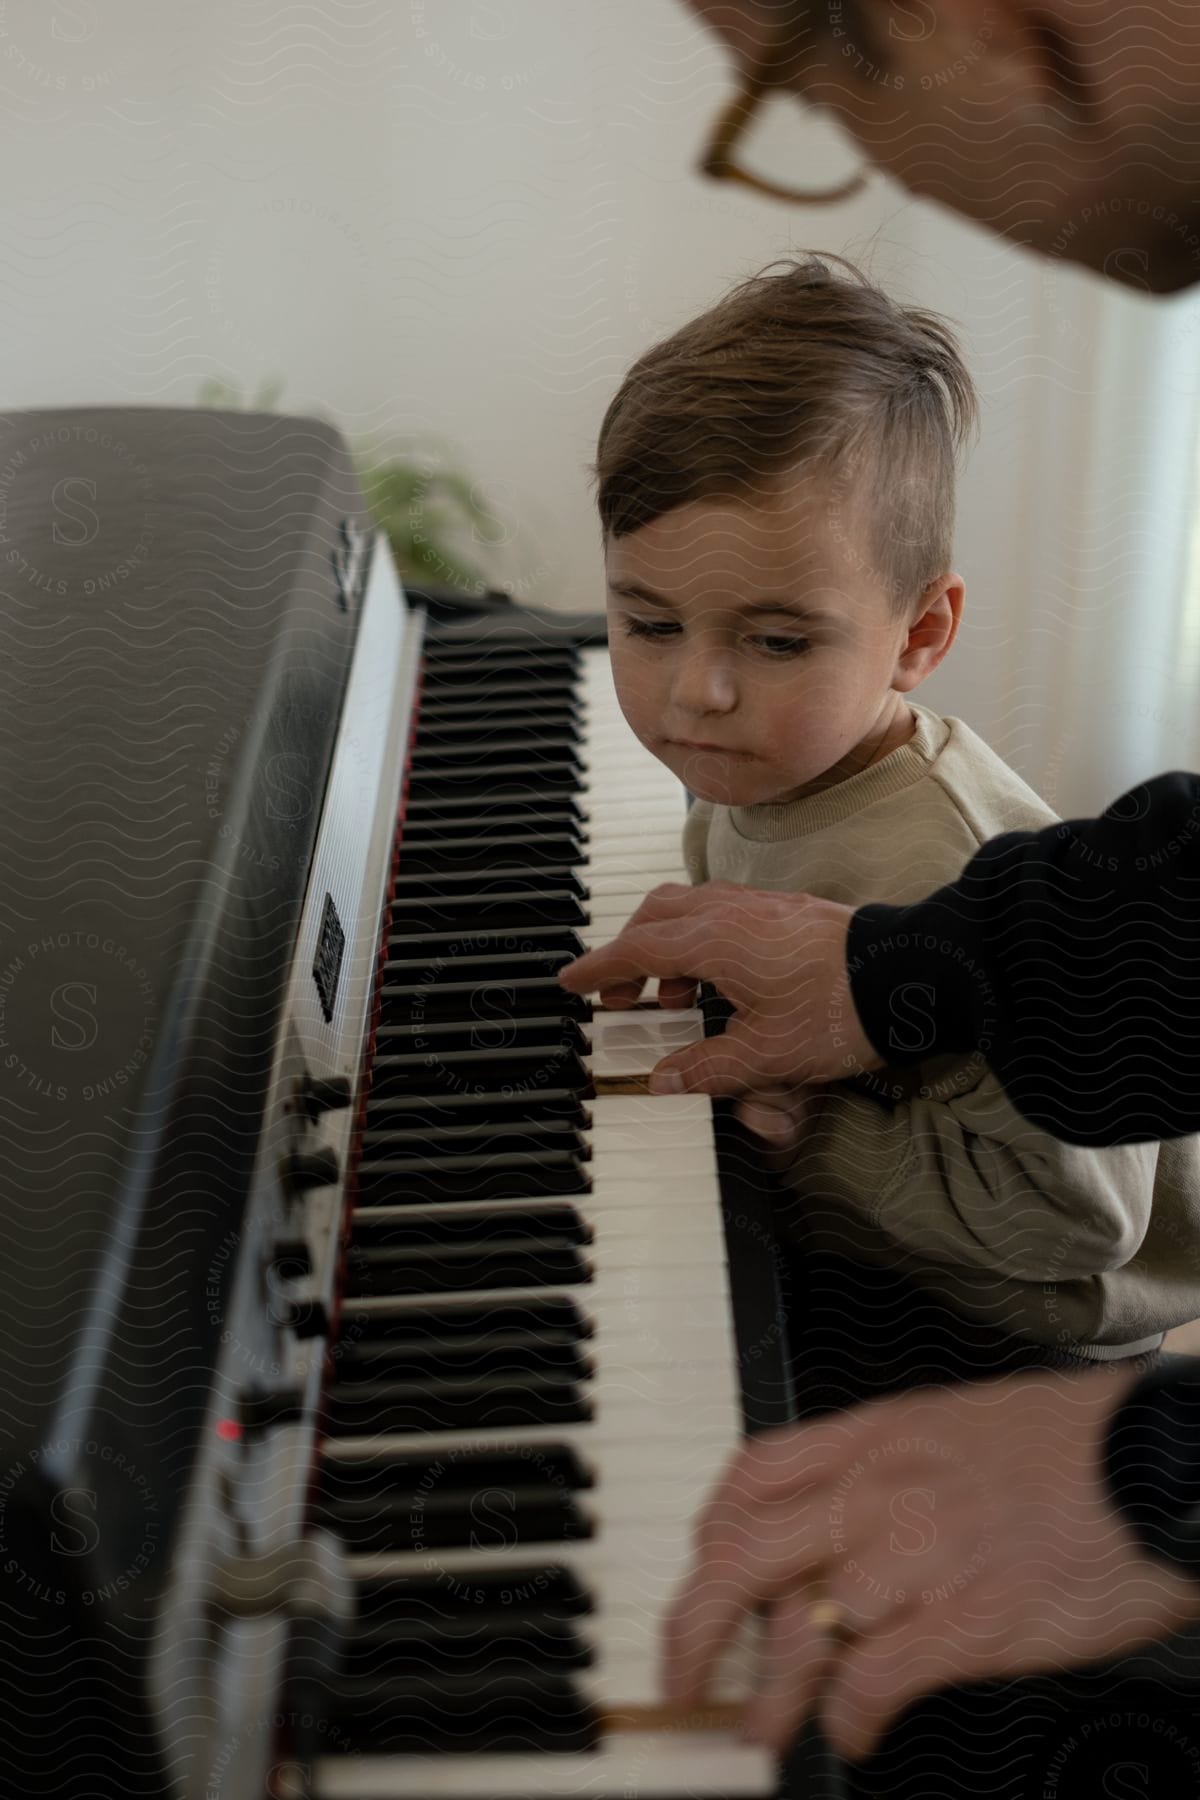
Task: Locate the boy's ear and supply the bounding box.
[892,574,964,692]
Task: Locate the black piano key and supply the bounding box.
[344,1237,590,1296]
[352,1565,592,1622]
[406,758,583,796]
[420,669,582,696]
[417,676,582,705]
[411,735,581,771]
[392,866,587,900]
[320,1444,590,1500]
[333,1294,590,1346]
[355,1148,591,1204]
[347,1213,587,1253]
[402,791,585,827]
[364,1086,590,1131]
[329,1326,593,1380]
[359,1118,585,1160]
[373,1014,589,1052]
[382,949,578,983]
[350,1197,587,1238]
[423,630,578,653]
[408,753,583,783]
[390,885,588,931]
[395,833,584,874]
[415,708,581,739]
[417,669,579,695]
[366,1044,590,1097]
[331,1332,593,1382]
[329,1673,597,1756]
[318,1484,592,1553]
[423,634,579,658]
[418,681,580,709]
[400,812,586,845]
[421,648,579,681]
[384,923,585,956]
[323,1373,592,1434]
[418,679,581,705]
[421,641,578,664]
[379,977,589,1025]
[344,1610,592,1676]
[348,1211,588,1254]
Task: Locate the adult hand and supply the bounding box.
[558,881,883,1099]
[663,1366,1200,1760]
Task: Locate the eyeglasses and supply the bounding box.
[697,13,869,206]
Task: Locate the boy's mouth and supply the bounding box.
[667,738,753,757]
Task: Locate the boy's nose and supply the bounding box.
[670,649,737,715]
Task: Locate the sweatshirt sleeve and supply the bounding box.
[787,1060,1159,1306]
[682,796,714,885]
[845,772,1200,1146]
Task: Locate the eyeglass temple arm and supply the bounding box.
[701,83,867,204]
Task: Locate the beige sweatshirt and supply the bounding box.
[683,704,1200,1358]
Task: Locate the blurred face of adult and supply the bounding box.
[685,0,1200,293]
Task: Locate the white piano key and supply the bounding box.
[316,1732,774,1800]
[326,1424,743,1473]
[348,1532,699,1589]
[587,1092,712,1138]
[587,1008,705,1077]
[327,1402,738,1460]
[580,849,691,881]
[585,868,689,900]
[333,1299,740,1367]
[348,1200,723,1250]
[589,1152,719,1181]
[585,809,689,837]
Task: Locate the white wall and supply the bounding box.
[5,0,1200,815]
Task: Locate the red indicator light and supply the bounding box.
[215,1418,243,1443]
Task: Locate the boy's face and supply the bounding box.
[605,478,949,809]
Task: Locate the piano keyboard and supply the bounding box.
[314,635,775,1797]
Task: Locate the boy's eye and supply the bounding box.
[750,634,810,658]
[623,615,680,640]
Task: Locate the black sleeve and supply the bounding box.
[846,771,1200,1145]
[1105,1361,1200,1580]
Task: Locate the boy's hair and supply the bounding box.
[595,255,978,611]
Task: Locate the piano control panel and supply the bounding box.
[149,532,422,1800]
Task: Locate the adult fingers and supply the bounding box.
[561,885,708,1000]
[741,1586,839,1757]
[616,881,696,925]
[663,1501,831,1704]
[697,1423,854,1521]
[594,978,646,1009]
[736,1097,801,1145]
[657,974,700,1010]
[822,1601,996,1761]
[735,1087,814,1146]
[558,918,706,996]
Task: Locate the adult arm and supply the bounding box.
[848,772,1200,1144]
[561,775,1200,1143]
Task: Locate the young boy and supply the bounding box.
[594,255,1200,1389]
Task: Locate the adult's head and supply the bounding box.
[685,0,1200,293]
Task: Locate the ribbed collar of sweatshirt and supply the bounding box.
[728,703,951,842]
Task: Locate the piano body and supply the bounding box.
[0,409,796,1799]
